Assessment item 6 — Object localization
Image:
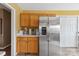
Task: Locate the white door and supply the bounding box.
[60,16,77,47]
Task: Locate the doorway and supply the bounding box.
[0,3,16,56]
[0,4,11,56]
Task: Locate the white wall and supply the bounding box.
[17,3,79,10]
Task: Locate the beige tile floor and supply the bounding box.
[17,47,79,56]
[50,42,79,56]
[57,48,79,56]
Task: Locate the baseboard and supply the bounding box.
[0,44,11,49]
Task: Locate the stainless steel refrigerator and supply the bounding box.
[39,16,60,56]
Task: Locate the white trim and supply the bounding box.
[76,16,78,48]
[0,44,11,49]
[0,3,16,56]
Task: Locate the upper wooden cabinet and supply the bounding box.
[20,13,30,27]
[30,15,39,28]
[20,13,39,28]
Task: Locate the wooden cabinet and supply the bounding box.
[30,15,39,28]
[20,13,39,28]
[16,37,28,53]
[16,37,39,54]
[16,37,20,54]
[20,37,28,53]
[28,37,38,53]
[20,13,30,27]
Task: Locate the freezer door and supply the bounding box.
[49,33,60,56]
[39,16,48,23]
[49,17,60,25]
[39,36,49,56]
[48,17,60,33]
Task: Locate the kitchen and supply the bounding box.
[16,13,56,56]
[12,3,79,56]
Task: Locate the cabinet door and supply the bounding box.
[16,37,20,54]
[20,37,28,53]
[20,13,30,27]
[28,37,39,53]
[30,15,39,27]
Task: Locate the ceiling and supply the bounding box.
[17,3,79,10]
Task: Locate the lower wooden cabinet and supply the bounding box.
[16,37,20,54]
[20,37,28,53]
[28,37,39,53]
[16,37,39,54]
[16,37,28,54]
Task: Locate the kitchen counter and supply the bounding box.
[17,35,39,37]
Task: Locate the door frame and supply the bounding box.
[0,3,16,56]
